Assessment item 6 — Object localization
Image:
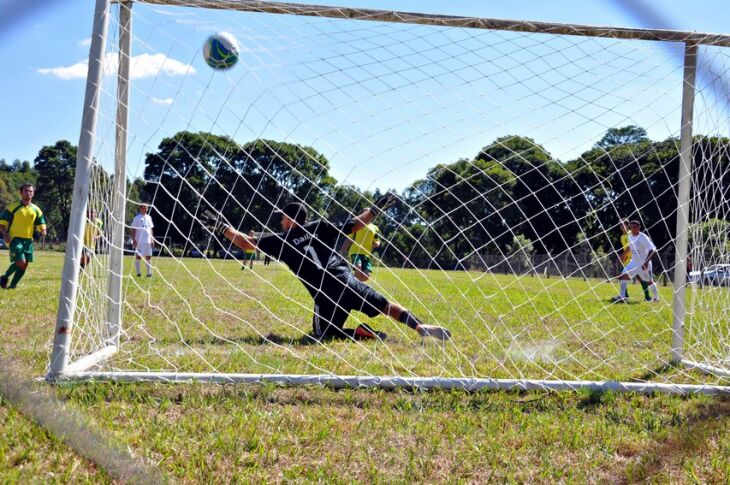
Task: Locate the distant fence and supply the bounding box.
[393,252,676,285]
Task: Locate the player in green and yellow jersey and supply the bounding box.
[0,183,47,289]
[241,230,257,270]
[81,208,103,269]
[347,222,380,282]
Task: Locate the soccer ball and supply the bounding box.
[202,32,239,70]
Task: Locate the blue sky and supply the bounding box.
[2,0,729,191]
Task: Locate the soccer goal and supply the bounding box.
[49,0,730,394]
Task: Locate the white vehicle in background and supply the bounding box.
[688,264,730,286]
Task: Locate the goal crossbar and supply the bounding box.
[131,0,730,47]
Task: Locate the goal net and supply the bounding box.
[50,0,730,393]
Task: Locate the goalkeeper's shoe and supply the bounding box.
[610,295,628,304]
[417,324,452,340]
[0,275,7,289]
[354,323,387,341]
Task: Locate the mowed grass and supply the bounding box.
[0,251,729,482]
[70,251,728,386]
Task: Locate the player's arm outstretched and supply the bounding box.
[201,210,256,250]
[349,192,397,234]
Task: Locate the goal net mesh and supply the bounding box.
[56,1,730,389]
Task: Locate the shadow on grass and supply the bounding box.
[177,333,322,347]
[629,362,678,383]
[576,362,684,410]
[175,330,391,347]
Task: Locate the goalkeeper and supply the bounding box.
[202,194,451,342]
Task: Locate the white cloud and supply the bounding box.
[151,97,174,105]
[78,38,91,47]
[37,53,196,80]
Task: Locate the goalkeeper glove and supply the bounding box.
[201,210,230,237]
[371,192,397,217]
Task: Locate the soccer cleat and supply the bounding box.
[610,295,628,304]
[0,275,7,289]
[354,323,387,341]
[417,325,452,340]
[137,273,141,277]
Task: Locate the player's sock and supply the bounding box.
[134,259,141,276]
[398,310,422,330]
[619,280,628,298]
[4,263,18,278]
[641,281,650,300]
[145,259,152,276]
[650,283,659,301]
[9,268,25,288]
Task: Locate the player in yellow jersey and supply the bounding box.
[81,208,103,269]
[0,183,47,289]
[347,222,380,282]
[618,220,632,300]
[241,230,256,270]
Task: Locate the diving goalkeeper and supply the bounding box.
[201,195,451,342]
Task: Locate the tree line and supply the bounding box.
[3,126,729,269]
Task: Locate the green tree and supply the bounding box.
[322,185,372,222]
[0,177,12,209]
[143,131,243,247]
[413,156,516,268]
[506,234,534,273]
[595,125,648,149]
[476,135,567,253]
[228,138,337,231]
[143,132,337,247]
[690,218,730,263]
[567,136,678,253]
[34,140,77,241]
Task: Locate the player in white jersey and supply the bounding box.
[131,203,155,277]
[612,220,660,303]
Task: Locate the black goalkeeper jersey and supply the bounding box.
[257,218,356,298]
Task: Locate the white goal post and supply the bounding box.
[49,0,730,394]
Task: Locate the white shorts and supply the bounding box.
[135,243,153,257]
[622,260,653,281]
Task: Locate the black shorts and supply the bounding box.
[312,275,388,338]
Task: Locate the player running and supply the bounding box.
[0,183,47,289]
[612,220,660,303]
[201,195,451,342]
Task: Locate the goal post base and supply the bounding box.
[681,359,730,379]
[47,345,119,380]
[53,372,730,395]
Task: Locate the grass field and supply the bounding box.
[1,251,729,482]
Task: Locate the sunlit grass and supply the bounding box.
[1,252,729,482]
